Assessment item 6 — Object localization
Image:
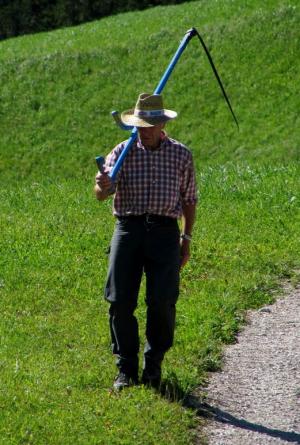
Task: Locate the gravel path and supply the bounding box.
[189,286,300,445]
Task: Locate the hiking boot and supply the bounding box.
[113,372,138,391]
[141,369,161,389]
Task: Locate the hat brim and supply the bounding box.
[120,108,177,128]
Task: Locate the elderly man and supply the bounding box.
[95,93,197,390]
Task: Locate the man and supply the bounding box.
[95,93,197,390]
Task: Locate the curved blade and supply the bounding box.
[194,28,239,129]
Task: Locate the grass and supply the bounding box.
[0,0,300,443]
[0,0,299,181]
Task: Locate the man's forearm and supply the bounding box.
[181,203,196,236]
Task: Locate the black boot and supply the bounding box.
[141,358,162,389]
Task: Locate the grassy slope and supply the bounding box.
[0,1,299,444]
[0,0,299,180]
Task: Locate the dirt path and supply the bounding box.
[189,285,300,445]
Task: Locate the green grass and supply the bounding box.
[0,0,299,181]
[1,0,300,443]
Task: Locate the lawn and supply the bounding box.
[0,0,299,443]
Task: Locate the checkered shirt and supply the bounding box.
[104,133,198,219]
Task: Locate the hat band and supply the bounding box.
[134,109,164,118]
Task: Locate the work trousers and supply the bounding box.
[104,214,181,378]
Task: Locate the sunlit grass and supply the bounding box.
[0,0,299,182]
[1,163,299,443]
[0,0,300,443]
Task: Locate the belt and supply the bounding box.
[117,213,177,226]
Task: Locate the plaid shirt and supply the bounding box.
[104,133,197,219]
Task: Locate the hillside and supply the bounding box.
[0,0,299,183]
[0,1,299,444]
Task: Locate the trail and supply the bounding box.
[190,285,300,445]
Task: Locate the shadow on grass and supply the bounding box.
[185,395,300,444]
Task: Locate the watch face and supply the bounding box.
[181,234,192,241]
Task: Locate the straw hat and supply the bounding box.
[120,93,177,128]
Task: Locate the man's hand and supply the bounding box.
[180,203,196,269]
[180,239,191,269]
[95,171,113,191]
[94,171,114,201]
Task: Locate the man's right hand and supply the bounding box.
[95,171,113,191]
[94,171,114,201]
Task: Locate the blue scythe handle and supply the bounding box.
[95,156,105,173]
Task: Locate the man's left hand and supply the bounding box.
[180,239,191,269]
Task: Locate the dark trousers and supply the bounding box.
[104,214,180,378]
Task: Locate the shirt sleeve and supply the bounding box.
[180,154,198,205]
[103,142,125,185]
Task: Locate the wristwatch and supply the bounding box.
[180,233,192,242]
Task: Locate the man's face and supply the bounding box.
[138,123,165,149]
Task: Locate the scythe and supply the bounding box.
[96,27,238,178]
